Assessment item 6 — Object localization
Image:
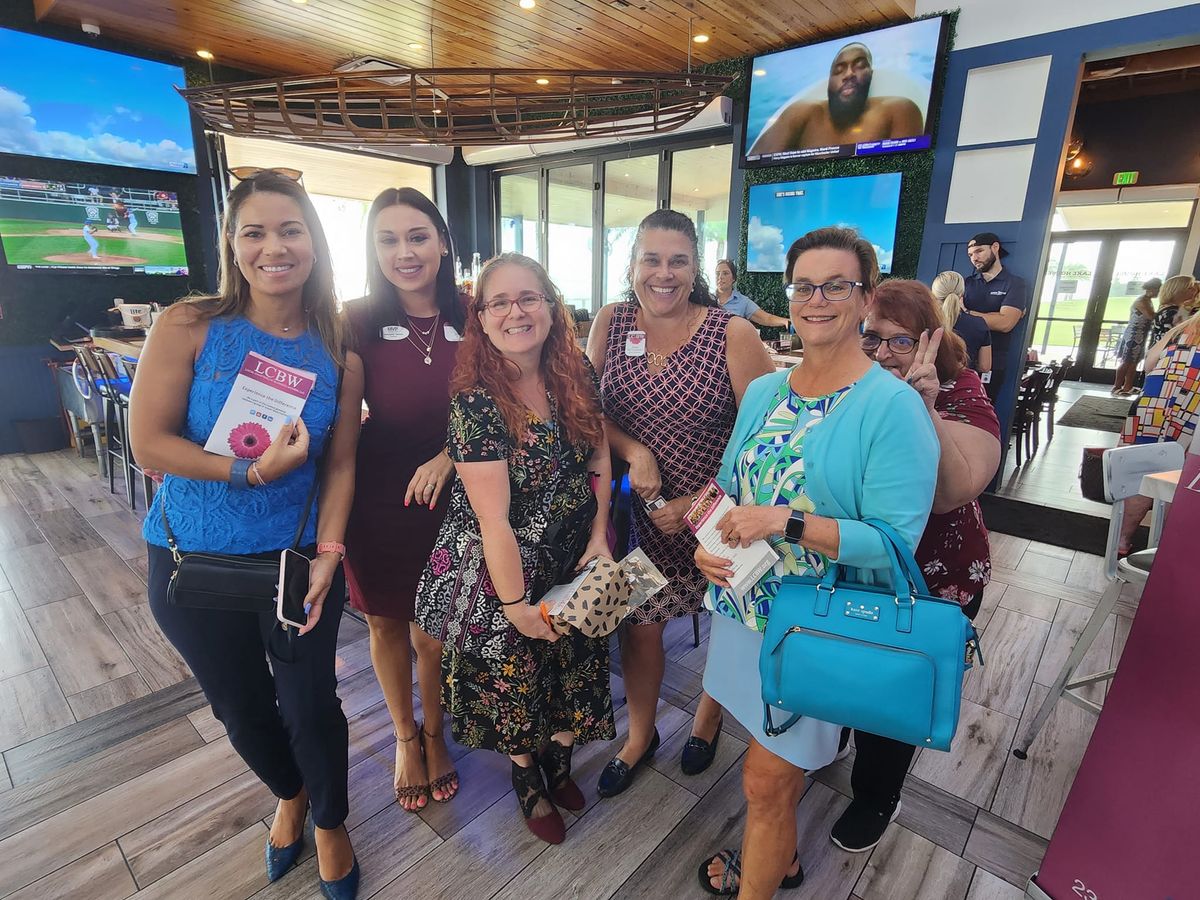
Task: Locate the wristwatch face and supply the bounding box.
[785,511,805,543]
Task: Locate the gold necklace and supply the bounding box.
[404,316,438,365]
[409,313,439,338]
[643,307,702,369]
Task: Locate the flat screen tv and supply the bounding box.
[746,172,902,274]
[742,17,948,167]
[0,176,189,275]
[0,27,196,174]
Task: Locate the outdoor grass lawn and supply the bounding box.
[0,218,187,267]
[1032,294,1138,354]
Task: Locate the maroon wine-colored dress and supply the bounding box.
[343,300,461,621]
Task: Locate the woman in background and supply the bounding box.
[130,172,364,899]
[933,270,991,378]
[1118,308,1200,554]
[343,188,465,813]
[715,259,791,329]
[587,211,773,796]
[1113,277,1160,396]
[415,253,614,845]
[1147,275,1199,350]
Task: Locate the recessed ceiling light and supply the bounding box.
[611,78,623,85]
[408,42,423,49]
[693,187,699,192]
[536,77,549,85]
[431,107,443,113]
[519,0,536,8]
[291,0,308,4]
[196,49,214,60]
[753,68,766,76]
[693,34,710,43]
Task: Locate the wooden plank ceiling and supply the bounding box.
[32,0,915,77]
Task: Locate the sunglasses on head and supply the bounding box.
[229,166,304,182]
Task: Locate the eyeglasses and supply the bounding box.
[229,166,304,182]
[861,332,917,355]
[478,293,548,317]
[784,280,864,303]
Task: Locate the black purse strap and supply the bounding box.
[161,364,345,560]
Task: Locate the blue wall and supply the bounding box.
[917,5,1200,426]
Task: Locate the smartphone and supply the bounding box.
[277,548,311,629]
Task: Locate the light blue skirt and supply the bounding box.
[703,611,840,771]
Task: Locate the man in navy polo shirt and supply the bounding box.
[964,232,1028,402]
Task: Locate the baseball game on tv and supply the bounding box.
[0,176,189,275]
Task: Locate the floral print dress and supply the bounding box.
[708,382,852,631]
[414,387,614,755]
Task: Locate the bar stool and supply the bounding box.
[1012,440,1184,759]
[70,348,110,478]
[87,347,153,511]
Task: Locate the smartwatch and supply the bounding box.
[784,509,806,545]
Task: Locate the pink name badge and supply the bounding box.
[625,330,646,357]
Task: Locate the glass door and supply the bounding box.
[1031,230,1186,380]
[546,164,595,312]
[602,154,659,304]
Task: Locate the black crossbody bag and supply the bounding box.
[162,368,342,613]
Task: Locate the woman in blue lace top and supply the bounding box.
[130,172,365,899]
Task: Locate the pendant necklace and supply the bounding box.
[405,313,439,365]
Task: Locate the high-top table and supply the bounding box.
[92,336,145,358]
[1140,468,1181,546]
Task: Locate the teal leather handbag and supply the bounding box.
[759,520,982,751]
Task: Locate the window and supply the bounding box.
[670,144,732,287]
[547,165,594,310]
[603,155,659,303]
[498,171,540,259]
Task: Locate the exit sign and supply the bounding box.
[1113,171,1140,186]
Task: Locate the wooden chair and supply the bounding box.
[1012,441,1183,759]
[1010,367,1052,466]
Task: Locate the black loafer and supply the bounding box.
[596,728,660,797]
[680,718,723,776]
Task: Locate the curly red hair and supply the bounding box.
[450,253,603,449]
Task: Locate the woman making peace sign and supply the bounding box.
[833,278,1000,853]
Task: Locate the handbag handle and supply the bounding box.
[861,518,932,596]
[161,364,344,560]
[815,522,912,604]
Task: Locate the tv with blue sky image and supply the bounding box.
[746,172,902,274]
[0,28,195,175]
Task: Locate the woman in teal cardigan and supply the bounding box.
[694,227,939,898]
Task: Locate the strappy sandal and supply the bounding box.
[697,848,804,896]
[421,722,460,803]
[512,760,565,844]
[537,740,585,811]
[393,728,429,812]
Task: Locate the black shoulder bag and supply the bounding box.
[163,367,343,612]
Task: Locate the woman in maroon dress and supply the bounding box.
[343,188,465,811]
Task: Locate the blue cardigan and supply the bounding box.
[716,363,939,578]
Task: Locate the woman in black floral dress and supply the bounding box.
[415,253,614,845]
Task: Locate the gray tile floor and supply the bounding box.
[0,449,1136,900]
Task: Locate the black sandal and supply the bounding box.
[537,740,585,811]
[697,848,804,896]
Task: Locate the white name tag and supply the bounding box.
[381,325,409,341]
[625,330,647,357]
[443,324,463,342]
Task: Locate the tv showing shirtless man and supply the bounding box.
[750,42,924,156]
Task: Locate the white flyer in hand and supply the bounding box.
[203,351,316,459]
[685,479,779,600]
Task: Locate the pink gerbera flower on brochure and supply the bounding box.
[227,421,271,459]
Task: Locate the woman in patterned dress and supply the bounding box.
[693,228,939,898]
[1113,278,1160,396]
[586,209,773,796]
[414,253,614,845]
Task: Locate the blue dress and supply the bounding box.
[142,316,339,555]
[704,382,851,770]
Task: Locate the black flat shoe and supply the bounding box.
[680,717,723,776]
[596,728,659,798]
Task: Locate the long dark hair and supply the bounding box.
[182,172,347,365]
[622,208,715,307]
[362,187,465,339]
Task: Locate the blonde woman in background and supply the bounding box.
[1147,275,1200,352]
[933,270,991,378]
